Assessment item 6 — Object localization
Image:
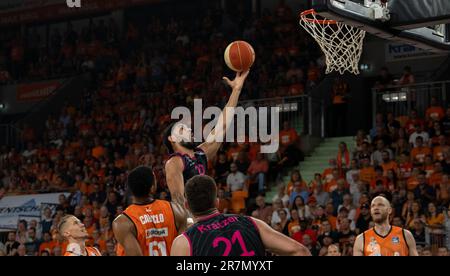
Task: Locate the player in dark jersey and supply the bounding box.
[112,166,188,256]
[170,175,311,256]
[164,71,249,207]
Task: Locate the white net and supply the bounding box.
[300,11,366,75]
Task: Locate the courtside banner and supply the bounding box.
[0,193,69,231]
[16,80,62,102]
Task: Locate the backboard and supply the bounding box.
[309,0,450,52]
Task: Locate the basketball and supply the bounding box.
[224,41,255,72]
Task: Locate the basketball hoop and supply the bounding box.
[299,9,366,75]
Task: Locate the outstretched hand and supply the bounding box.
[222,70,250,91]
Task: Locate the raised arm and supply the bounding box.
[171,201,189,234]
[251,217,311,256]
[165,156,185,206]
[112,215,143,256]
[198,70,250,160]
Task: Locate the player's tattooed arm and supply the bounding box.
[199,70,250,160]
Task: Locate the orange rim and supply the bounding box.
[300,9,336,25]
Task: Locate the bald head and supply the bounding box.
[370,196,392,224]
[371,196,391,208]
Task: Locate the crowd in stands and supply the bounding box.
[0,1,323,256]
[1,0,449,257]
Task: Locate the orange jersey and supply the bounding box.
[122,200,177,256]
[363,226,409,256]
[64,246,102,256]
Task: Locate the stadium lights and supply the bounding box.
[382,92,407,102]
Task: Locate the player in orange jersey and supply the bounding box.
[113,166,188,256]
[353,196,418,256]
[58,215,102,256]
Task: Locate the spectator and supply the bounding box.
[414,171,436,208]
[398,66,415,85]
[292,196,312,221]
[355,203,372,234]
[214,152,230,186]
[16,219,28,244]
[437,246,449,256]
[336,142,350,170]
[5,232,20,256]
[405,109,425,135]
[425,202,445,236]
[104,191,119,215]
[322,159,338,184]
[217,188,230,214]
[247,152,269,194]
[425,97,445,123]
[252,195,272,223]
[312,182,330,207]
[272,184,290,208]
[271,198,290,227]
[226,163,246,192]
[327,244,341,256]
[433,135,449,162]
[409,124,430,148]
[371,139,393,166]
[286,169,307,197]
[24,227,40,256]
[336,218,356,250]
[331,180,349,214]
[406,201,426,229]
[422,246,433,256]
[410,136,431,165]
[441,107,450,136]
[300,234,320,256]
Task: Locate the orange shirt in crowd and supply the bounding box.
[279,128,298,147]
[286,180,308,196]
[360,167,376,184]
[406,176,420,191]
[92,146,105,159]
[397,162,413,179]
[381,161,398,176]
[410,147,431,164]
[425,106,445,121]
[433,146,447,161]
[322,168,334,183]
[370,176,389,189]
[429,173,443,187]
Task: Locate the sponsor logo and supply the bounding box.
[146,227,168,238]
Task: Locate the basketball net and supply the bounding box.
[299,10,366,75]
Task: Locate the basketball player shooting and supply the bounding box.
[164,70,250,207]
[58,215,102,256]
[353,196,418,256]
[170,175,311,256]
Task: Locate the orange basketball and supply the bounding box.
[224,41,255,72]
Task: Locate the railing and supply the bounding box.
[239,95,325,138]
[0,124,23,150]
[372,80,450,127]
